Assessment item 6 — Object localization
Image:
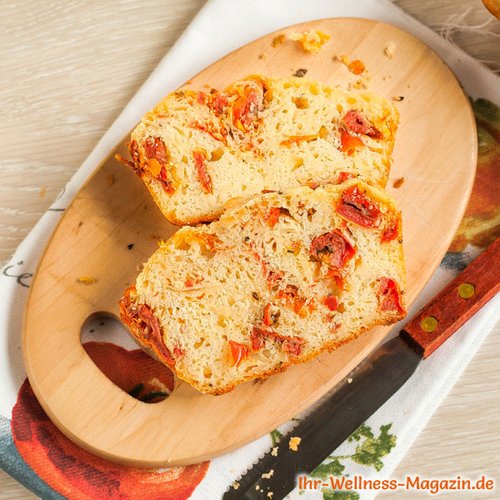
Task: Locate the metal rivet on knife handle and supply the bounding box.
[400,237,500,358]
[420,315,438,332]
[458,282,475,299]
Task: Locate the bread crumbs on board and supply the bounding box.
[289,30,330,53]
[77,276,97,284]
[289,436,302,451]
[271,446,279,456]
[349,78,369,90]
[293,68,308,78]
[393,177,405,189]
[271,34,286,47]
[384,43,396,59]
[268,492,274,498]
[232,481,240,490]
[335,54,367,75]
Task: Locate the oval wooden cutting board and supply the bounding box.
[23,18,476,467]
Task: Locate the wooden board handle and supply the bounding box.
[401,238,500,358]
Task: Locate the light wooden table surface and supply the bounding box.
[1,1,498,498]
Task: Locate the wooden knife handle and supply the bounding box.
[401,238,500,358]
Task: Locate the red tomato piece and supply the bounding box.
[119,287,175,366]
[193,150,213,194]
[197,91,208,104]
[263,303,273,326]
[327,269,345,293]
[158,166,175,194]
[377,277,405,314]
[229,340,249,367]
[381,217,400,242]
[233,88,260,131]
[323,295,339,311]
[310,230,356,269]
[209,93,228,114]
[250,327,268,350]
[267,207,281,228]
[340,129,364,155]
[338,171,355,183]
[189,120,226,142]
[144,136,168,165]
[250,327,305,355]
[342,110,381,138]
[281,337,305,356]
[336,184,381,228]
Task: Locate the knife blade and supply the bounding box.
[223,237,500,500]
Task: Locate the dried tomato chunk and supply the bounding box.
[338,171,355,183]
[336,185,381,228]
[323,295,339,311]
[381,217,400,242]
[193,150,213,194]
[208,93,228,115]
[251,327,267,350]
[277,285,307,315]
[310,230,356,269]
[266,269,285,289]
[342,110,381,139]
[142,137,175,193]
[158,166,175,194]
[144,136,168,165]
[119,286,175,366]
[250,327,305,356]
[327,269,345,294]
[173,346,184,359]
[339,130,364,155]
[263,303,280,326]
[232,84,263,132]
[189,120,226,143]
[266,207,281,228]
[281,337,305,355]
[229,340,249,367]
[377,277,405,314]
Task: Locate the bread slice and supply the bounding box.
[120,180,406,395]
[122,75,399,225]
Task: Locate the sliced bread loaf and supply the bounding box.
[121,76,399,224]
[120,180,406,395]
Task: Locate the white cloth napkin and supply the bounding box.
[1,1,498,499]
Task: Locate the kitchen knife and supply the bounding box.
[223,237,500,500]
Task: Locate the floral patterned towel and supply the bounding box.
[1,1,498,499]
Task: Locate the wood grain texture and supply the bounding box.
[22,17,476,467]
[0,0,498,496]
[401,238,500,358]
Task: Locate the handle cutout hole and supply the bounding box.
[81,312,174,404]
